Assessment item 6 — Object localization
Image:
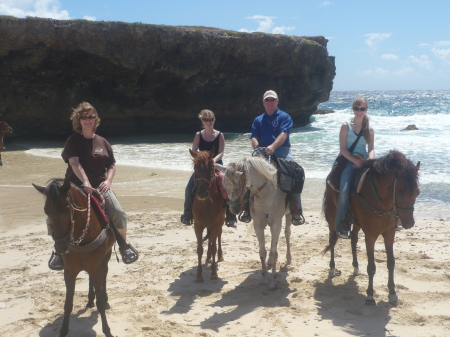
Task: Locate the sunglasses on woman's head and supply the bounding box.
[201,118,214,122]
[80,115,96,120]
[353,107,367,111]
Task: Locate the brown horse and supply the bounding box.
[0,121,13,166]
[323,150,420,306]
[190,148,226,283]
[33,179,115,337]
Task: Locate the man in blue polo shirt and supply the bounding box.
[240,90,305,225]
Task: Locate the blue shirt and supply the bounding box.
[250,109,293,148]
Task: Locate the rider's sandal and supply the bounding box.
[337,225,351,239]
[180,212,193,226]
[120,244,139,264]
[292,214,305,226]
[48,251,64,270]
[226,220,237,228]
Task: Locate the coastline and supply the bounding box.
[1,149,450,336]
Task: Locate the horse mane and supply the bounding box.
[234,156,277,187]
[361,150,419,192]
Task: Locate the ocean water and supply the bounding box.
[20,90,450,217]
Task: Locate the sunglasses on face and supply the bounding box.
[264,98,277,102]
[80,115,96,120]
[353,107,367,111]
[201,118,214,122]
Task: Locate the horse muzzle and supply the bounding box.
[53,232,71,254]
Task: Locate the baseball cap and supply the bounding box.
[263,90,278,100]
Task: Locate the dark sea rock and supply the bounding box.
[0,16,335,136]
[402,124,419,131]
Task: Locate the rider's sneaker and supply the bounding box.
[226,220,237,228]
[395,223,404,231]
[238,211,252,223]
[120,246,138,264]
[180,212,192,225]
[337,225,351,239]
[292,214,305,226]
[48,252,64,270]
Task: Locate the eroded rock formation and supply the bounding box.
[0,16,335,136]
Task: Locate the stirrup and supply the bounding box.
[238,211,252,223]
[292,214,305,226]
[120,243,139,264]
[337,226,351,239]
[48,251,64,270]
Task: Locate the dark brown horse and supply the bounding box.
[323,150,420,306]
[33,179,115,337]
[190,148,226,283]
[0,121,13,166]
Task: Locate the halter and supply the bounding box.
[193,162,216,187]
[354,169,414,219]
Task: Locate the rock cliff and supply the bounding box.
[0,16,335,136]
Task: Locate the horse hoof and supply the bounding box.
[86,301,95,308]
[105,302,111,310]
[389,294,398,307]
[353,267,360,276]
[365,297,376,306]
[195,278,204,283]
[211,275,218,280]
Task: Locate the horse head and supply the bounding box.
[33,179,75,254]
[216,162,244,215]
[0,121,13,133]
[190,148,215,200]
[369,150,420,229]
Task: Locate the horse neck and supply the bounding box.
[69,187,104,241]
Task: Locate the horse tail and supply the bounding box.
[323,232,338,255]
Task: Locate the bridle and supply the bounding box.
[354,169,414,219]
[52,189,105,251]
[193,162,215,187]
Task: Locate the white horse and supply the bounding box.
[217,156,292,290]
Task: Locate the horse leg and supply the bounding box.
[383,231,398,306]
[253,221,268,285]
[328,232,339,277]
[267,220,283,291]
[284,214,292,265]
[206,228,212,264]
[195,228,204,283]
[217,230,224,262]
[210,235,218,280]
[91,271,113,337]
[365,235,377,306]
[351,226,360,275]
[87,276,95,308]
[60,269,78,337]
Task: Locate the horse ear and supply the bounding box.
[416,161,420,170]
[189,148,197,158]
[32,183,45,195]
[60,179,71,193]
[209,146,216,158]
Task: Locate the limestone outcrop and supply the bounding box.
[0,16,335,136]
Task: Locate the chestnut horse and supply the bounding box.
[323,150,420,306]
[190,149,226,282]
[33,179,115,337]
[0,121,13,166]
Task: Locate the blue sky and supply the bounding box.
[1,0,449,91]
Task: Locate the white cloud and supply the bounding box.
[431,47,450,64]
[408,55,433,70]
[272,25,295,34]
[381,54,399,61]
[83,16,96,21]
[364,33,391,50]
[0,0,70,19]
[322,1,333,6]
[435,41,450,47]
[393,67,414,76]
[241,15,295,35]
[360,68,390,77]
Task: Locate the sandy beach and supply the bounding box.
[1,148,450,337]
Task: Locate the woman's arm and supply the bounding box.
[367,127,375,159]
[68,156,93,193]
[339,123,361,166]
[213,132,225,163]
[98,164,116,192]
[191,133,200,152]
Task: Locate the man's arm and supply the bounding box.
[265,132,287,155]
